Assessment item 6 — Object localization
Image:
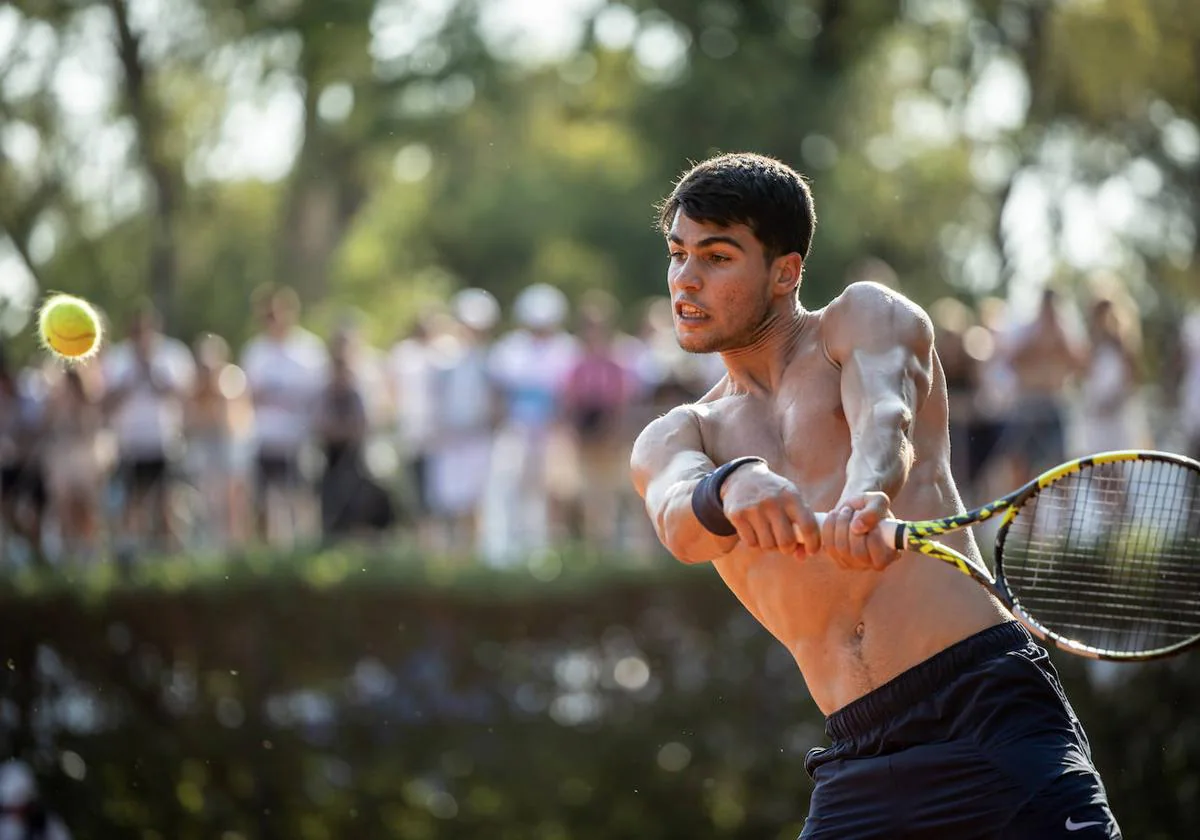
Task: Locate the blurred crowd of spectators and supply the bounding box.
[1,276,1198,568]
[933,280,1200,505]
[0,282,722,567]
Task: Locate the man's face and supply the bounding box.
[665,210,774,354]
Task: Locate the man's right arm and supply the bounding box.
[630,407,821,564]
[629,406,737,564]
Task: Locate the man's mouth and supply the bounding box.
[675,301,709,321]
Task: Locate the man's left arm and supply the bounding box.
[822,283,935,569]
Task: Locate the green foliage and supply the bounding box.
[3,0,1199,358]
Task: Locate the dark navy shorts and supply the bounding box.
[800,621,1121,839]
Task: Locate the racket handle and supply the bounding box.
[810,512,907,550]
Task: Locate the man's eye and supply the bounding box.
[709,253,730,264]
[668,251,686,261]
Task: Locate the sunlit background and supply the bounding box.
[1,0,1199,838]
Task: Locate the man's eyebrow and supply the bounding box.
[666,233,746,251]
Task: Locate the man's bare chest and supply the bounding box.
[696,366,851,505]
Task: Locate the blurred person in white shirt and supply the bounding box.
[239,286,328,547]
[386,311,443,527]
[102,303,196,552]
[425,288,501,556]
[481,283,580,564]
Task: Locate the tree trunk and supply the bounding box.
[107,0,179,330]
[273,59,368,303]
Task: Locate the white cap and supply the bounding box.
[451,288,500,333]
[513,283,568,330]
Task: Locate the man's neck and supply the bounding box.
[719,304,813,395]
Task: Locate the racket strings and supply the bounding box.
[999,458,1200,656]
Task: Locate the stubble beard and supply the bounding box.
[675,299,772,355]
[674,329,722,355]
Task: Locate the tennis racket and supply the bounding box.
[818,450,1200,662]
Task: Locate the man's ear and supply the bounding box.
[774,253,804,296]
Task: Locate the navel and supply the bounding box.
[854,622,866,640]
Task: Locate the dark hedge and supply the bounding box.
[1,550,1196,839]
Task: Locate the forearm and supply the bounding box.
[649,474,739,564]
[841,403,914,501]
[631,408,741,564]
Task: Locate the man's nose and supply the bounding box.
[670,259,702,291]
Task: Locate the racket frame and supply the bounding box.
[886,449,1200,662]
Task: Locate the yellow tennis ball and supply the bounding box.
[38,294,102,360]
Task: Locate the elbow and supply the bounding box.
[656,509,694,564]
[656,504,712,566]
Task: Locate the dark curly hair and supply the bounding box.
[657,152,817,263]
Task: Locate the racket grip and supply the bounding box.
[811,512,907,550]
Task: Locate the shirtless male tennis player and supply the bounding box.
[631,153,1121,839]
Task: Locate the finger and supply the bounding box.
[764,505,798,552]
[833,506,857,569]
[784,495,820,554]
[729,511,760,549]
[851,497,888,535]
[744,510,777,550]
[850,526,873,568]
[820,508,839,558]
[868,531,899,571]
[791,525,808,559]
[851,508,877,535]
[749,509,782,551]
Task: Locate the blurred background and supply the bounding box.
[1,0,1199,837]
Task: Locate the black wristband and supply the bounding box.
[691,456,767,537]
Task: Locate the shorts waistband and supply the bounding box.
[825,621,1030,742]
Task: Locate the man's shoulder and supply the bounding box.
[634,402,710,445]
[820,281,933,356]
[629,403,707,485]
[825,281,926,320]
[636,388,731,443]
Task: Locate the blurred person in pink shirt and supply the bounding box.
[102,303,196,552]
[185,333,255,549]
[42,366,108,562]
[562,291,638,549]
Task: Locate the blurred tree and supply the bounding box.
[2,0,1197,353]
[851,0,1200,316]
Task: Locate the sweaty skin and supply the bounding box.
[631,213,1010,716]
